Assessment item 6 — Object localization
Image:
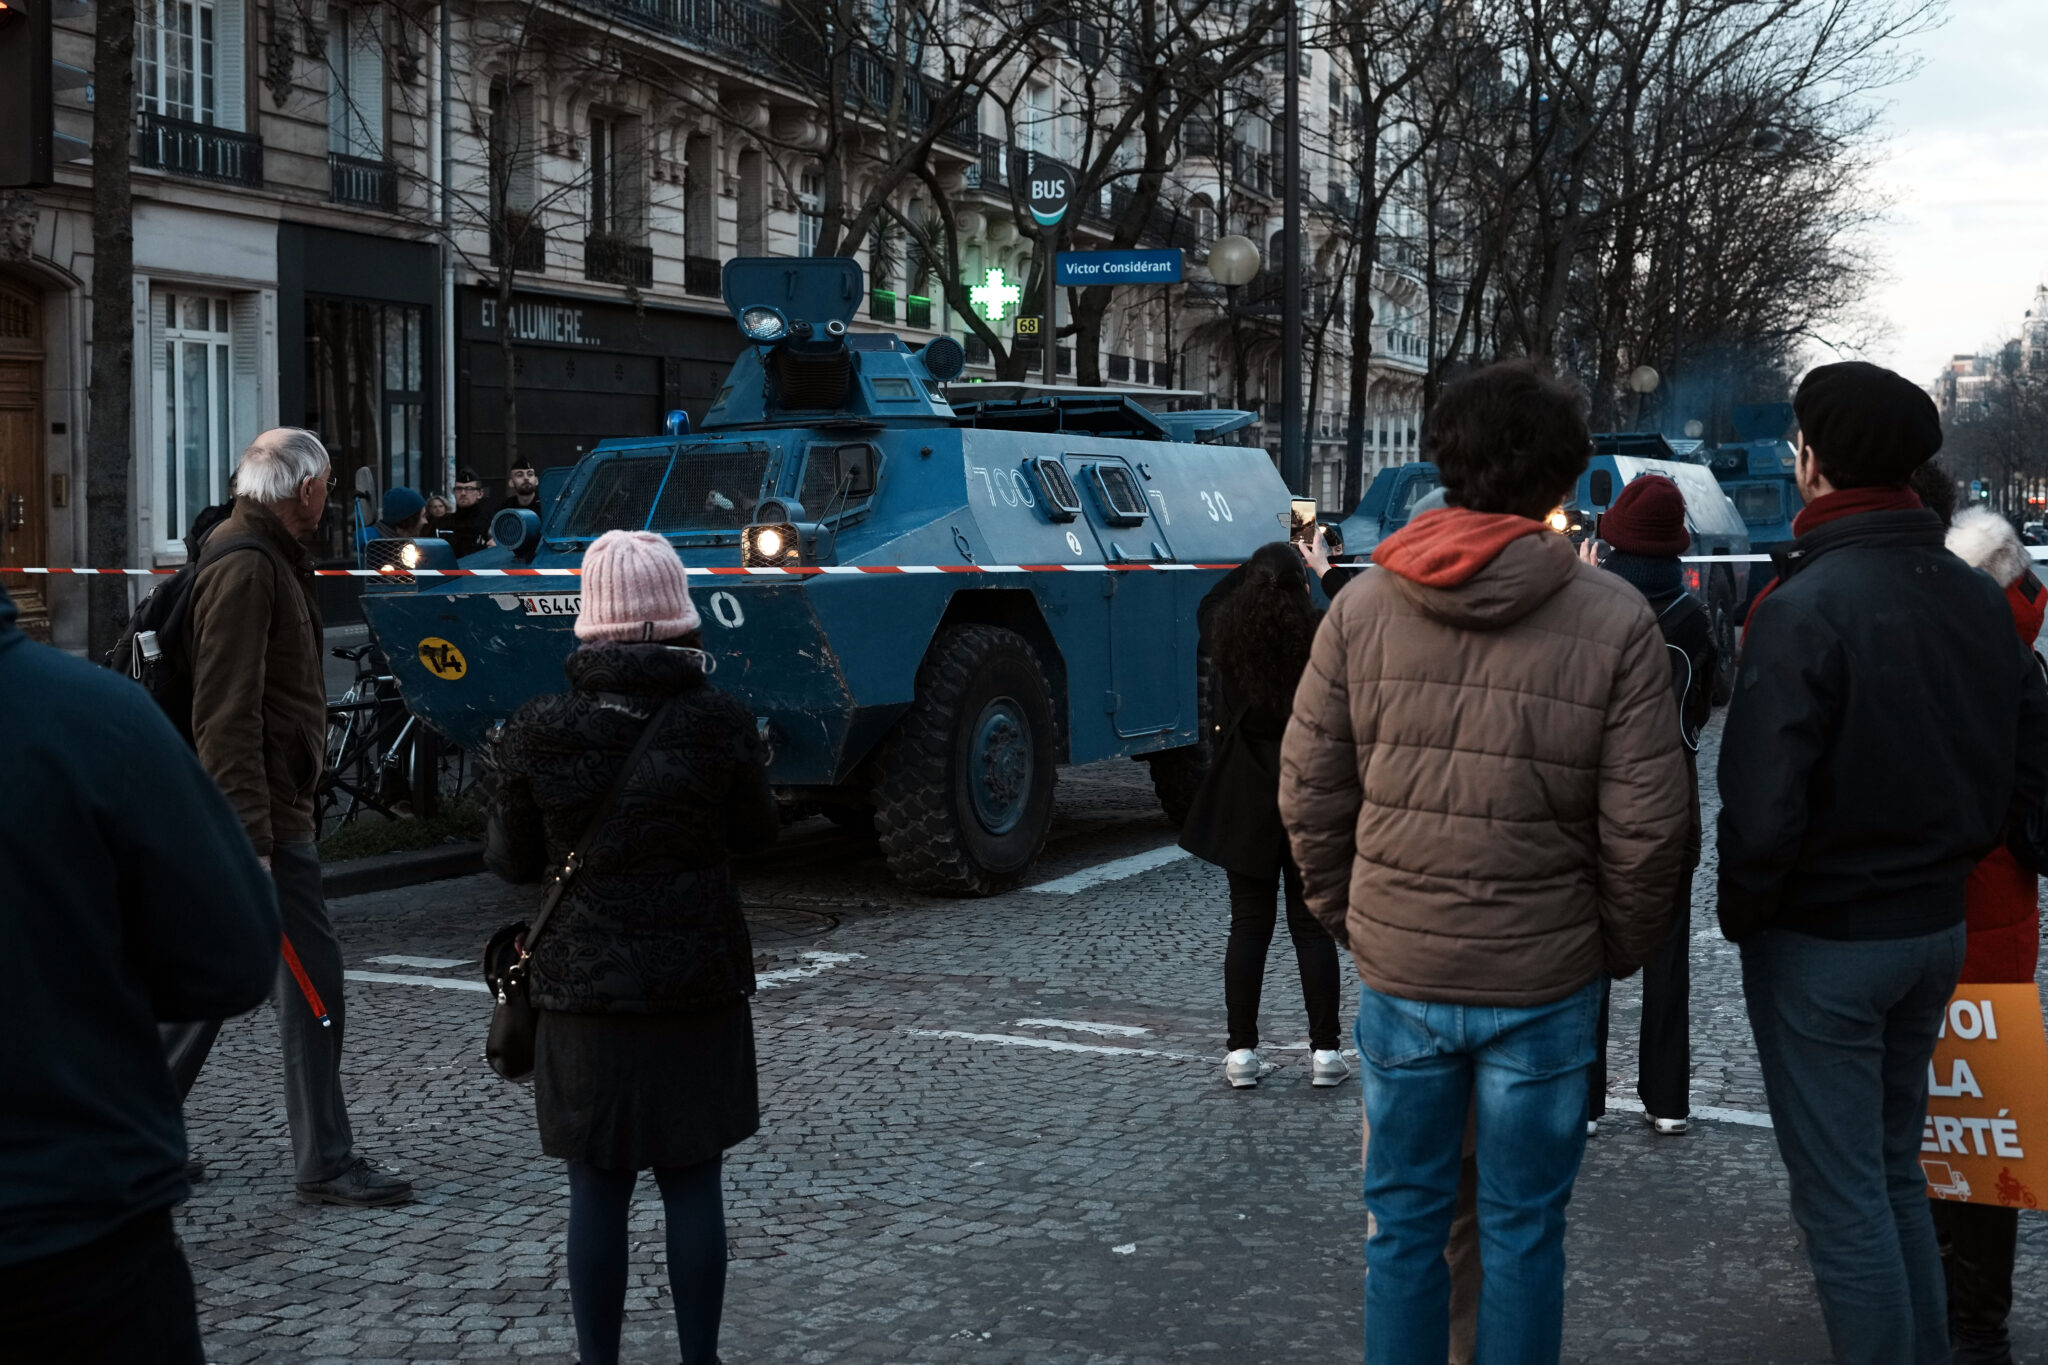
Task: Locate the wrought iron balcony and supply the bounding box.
[490,212,547,272]
[906,294,932,329]
[329,153,397,210]
[683,255,722,297]
[137,112,262,187]
[585,233,654,287]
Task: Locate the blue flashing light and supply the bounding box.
[664,410,691,436]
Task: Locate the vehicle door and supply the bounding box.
[1062,452,1180,739]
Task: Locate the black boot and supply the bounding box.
[1933,1200,2018,1365]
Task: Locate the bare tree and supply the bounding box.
[86,0,137,655]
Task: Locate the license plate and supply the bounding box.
[519,594,582,617]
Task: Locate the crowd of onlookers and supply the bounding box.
[3,355,2044,1365]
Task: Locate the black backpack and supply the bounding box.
[1656,594,1715,754]
[106,516,292,745]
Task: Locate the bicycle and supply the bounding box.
[320,641,442,831]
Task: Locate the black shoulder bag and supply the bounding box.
[481,696,676,1082]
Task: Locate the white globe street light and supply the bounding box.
[1207,234,1261,288]
[1629,365,1661,395]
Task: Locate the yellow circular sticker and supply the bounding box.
[417,638,468,681]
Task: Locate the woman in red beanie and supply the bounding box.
[1931,500,2044,1365]
[1584,474,1717,1136]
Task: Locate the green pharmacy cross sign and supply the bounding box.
[970,267,1022,323]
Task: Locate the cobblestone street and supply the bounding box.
[176,720,2048,1363]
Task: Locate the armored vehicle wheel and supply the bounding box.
[871,625,1056,896]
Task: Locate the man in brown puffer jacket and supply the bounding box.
[1279,361,1690,1363]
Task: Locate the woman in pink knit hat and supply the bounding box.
[487,529,778,1365]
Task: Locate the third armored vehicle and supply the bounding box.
[360,257,1292,894]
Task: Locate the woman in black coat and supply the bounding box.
[1179,540,1346,1089]
[487,530,777,1365]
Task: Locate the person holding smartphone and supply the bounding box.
[1180,542,1349,1090]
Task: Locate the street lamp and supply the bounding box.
[1208,235,1260,413]
[1629,365,1660,433]
[1207,234,1260,287]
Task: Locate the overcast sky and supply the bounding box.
[1857,0,2048,383]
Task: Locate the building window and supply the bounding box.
[137,0,244,128]
[1019,81,1051,153]
[489,80,537,218]
[798,171,823,257]
[156,291,234,550]
[588,114,644,242]
[326,5,383,158]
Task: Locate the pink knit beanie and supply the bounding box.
[575,531,701,643]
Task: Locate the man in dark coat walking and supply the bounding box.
[0,585,279,1361]
[1718,361,2048,1365]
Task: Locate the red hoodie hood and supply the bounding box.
[1374,507,1550,586]
[1372,506,1578,629]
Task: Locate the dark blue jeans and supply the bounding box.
[1740,924,1966,1365]
[1354,978,1601,1365]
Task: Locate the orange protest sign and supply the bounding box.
[1920,984,2048,1209]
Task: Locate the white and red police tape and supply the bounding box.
[3,553,1801,577]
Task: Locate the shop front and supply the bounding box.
[279,223,440,566]
[457,286,742,489]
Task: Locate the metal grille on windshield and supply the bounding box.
[650,445,772,533]
[560,457,673,539]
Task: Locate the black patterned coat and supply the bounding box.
[487,643,779,1014]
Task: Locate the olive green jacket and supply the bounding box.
[188,499,326,856]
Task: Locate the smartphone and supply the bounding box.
[1289,498,1318,546]
[1323,522,1346,556]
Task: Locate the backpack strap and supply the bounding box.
[158,537,292,662]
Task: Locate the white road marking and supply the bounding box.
[367,954,469,970]
[1025,845,1189,895]
[907,1028,1205,1061]
[1601,1095,1774,1130]
[1112,1243,1137,1255]
[344,970,489,993]
[756,950,865,989]
[1013,1018,1151,1037]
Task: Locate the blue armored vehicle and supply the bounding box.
[359,258,1290,894]
[1576,434,1751,700]
[1701,403,1803,621]
[1329,461,1440,556]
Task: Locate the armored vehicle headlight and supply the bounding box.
[740,306,788,342]
[743,522,801,568]
[1546,508,1571,534]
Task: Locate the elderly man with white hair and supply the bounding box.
[185,427,414,1209]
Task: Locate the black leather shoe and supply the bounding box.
[295,1156,414,1208]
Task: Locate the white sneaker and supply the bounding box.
[1586,1119,1599,1138]
[1225,1048,1262,1088]
[1648,1114,1690,1136]
[1310,1049,1351,1087]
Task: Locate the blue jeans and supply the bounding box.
[1354,978,1601,1365]
[1740,924,1965,1365]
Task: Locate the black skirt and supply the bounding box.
[533,999,759,1170]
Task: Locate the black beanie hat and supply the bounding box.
[1792,361,1943,487]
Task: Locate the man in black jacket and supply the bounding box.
[1718,361,2048,1365]
[0,586,280,1361]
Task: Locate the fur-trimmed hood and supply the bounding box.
[1946,507,2031,588]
